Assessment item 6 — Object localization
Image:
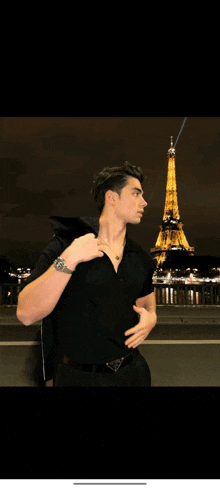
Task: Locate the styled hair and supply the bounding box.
[91,161,145,214]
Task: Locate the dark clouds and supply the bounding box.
[0,116,220,266]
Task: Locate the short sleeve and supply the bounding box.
[20,234,66,292]
[137,252,155,298]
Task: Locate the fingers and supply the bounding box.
[96,238,107,258]
[124,326,136,336]
[124,322,145,348]
[92,236,104,258]
[133,304,143,314]
[125,332,145,348]
[124,306,149,348]
[124,327,143,348]
[125,323,143,336]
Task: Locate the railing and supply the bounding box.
[0,283,220,307]
[154,284,220,305]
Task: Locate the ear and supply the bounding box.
[105,189,117,207]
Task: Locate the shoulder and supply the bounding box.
[126,237,156,274]
[49,216,85,236]
[126,237,154,262]
[49,216,99,244]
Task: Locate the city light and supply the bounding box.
[7,267,32,284]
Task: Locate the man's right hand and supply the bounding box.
[66,233,105,268]
[17,233,105,326]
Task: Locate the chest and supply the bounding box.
[68,246,147,290]
[102,249,123,273]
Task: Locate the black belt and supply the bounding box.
[63,351,137,373]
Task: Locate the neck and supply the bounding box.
[98,212,126,247]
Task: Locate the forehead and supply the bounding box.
[124,176,143,191]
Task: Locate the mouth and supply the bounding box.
[137,211,144,216]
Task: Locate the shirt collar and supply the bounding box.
[80,217,140,253]
[49,215,140,253]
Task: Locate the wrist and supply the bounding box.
[60,248,80,271]
[147,310,157,318]
[147,310,157,327]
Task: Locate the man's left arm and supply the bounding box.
[124,292,157,349]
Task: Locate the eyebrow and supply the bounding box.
[131,187,144,195]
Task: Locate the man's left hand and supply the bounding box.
[124,305,157,349]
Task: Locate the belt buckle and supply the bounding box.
[106,357,124,372]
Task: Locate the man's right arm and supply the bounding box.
[16,233,104,326]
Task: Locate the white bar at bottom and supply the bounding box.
[1,481,220,489]
[73,481,219,489]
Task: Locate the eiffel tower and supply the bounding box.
[151,136,194,267]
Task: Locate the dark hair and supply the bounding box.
[91,161,145,214]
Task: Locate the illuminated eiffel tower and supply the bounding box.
[151,136,194,267]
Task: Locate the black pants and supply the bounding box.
[54,349,151,387]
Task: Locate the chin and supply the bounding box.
[128,217,141,225]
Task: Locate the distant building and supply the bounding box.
[151,136,194,267]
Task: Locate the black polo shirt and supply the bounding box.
[21,216,155,364]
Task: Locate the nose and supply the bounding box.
[142,197,148,208]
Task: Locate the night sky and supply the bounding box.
[1,116,220,267]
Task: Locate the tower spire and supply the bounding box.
[150,137,194,267]
[168,136,176,155]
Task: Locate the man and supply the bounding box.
[17,161,156,386]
